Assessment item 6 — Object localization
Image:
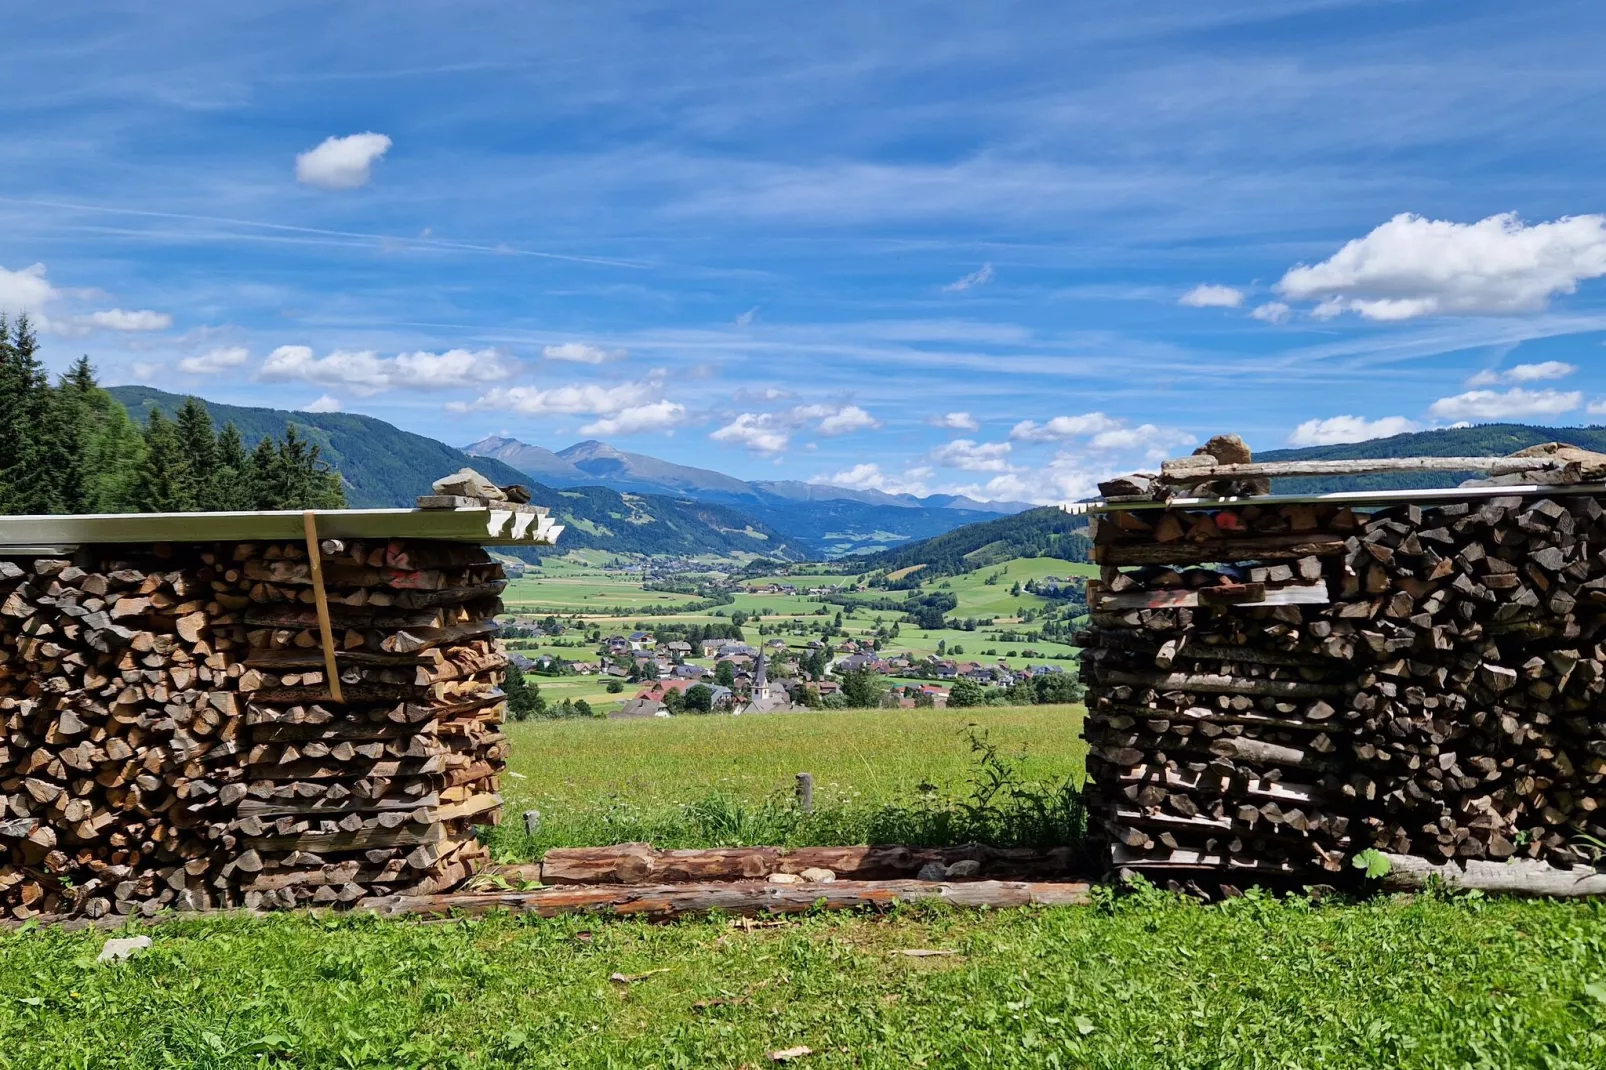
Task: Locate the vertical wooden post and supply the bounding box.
[795,772,814,812]
[302,511,344,704]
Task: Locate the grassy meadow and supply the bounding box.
[488,704,1088,860]
[5,894,1603,1068]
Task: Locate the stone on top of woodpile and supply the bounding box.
[420,468,532,509]
[1462,441,1606,488]
[431,468,506,501]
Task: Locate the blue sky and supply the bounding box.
[8,0,1606,504]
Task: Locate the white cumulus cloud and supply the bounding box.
[1427,387,1582,421]
[179,346,251,375]
[261,345,518,395]
[929,439,1014,473]
[815,404,879,435]
[1288,415,1420,446]
[1010,413,1122,442]
[299,394,342,413]
[295,132,393,190]
[79,308,172,332]
[711,413,789,453]
[580,400,687,436]
[930,411,980,431]
[942,263,995,293]
[1277,212,1606,320]
[1468,360,1578,388]
[1179,284,1245,309]
[0,263,58,315]
[1088,424,1196,456]
[452,379,660,417]
[1251,301,1291,324]
[542,342,624,364]
[811,463,931,497]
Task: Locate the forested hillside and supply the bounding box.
[111,386,531,509]
[860,506,1092,577]
[0,321,341,515]
[110,386,805,559]
[1260,423,1606,493]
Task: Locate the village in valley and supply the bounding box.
[493,551,1092,718]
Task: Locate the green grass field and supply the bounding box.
[490,705,1087,859]
[5,894,1603,1068]
[7,698,1606,1068]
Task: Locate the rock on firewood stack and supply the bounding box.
[1080,437,1606,885]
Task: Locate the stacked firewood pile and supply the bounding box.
[0,537,510,920]
[1081,439,1606,884]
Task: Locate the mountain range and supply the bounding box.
[108,389,1022,560]
[459,434,1035,557]
[106,388,1606,569]
[462,435,1030,512]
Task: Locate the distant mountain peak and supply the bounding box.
[557,439,622,460]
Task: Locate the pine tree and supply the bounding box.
[80,390,145,512]
[133,409,194,512]
[174,398,218,508]
[244,435,279,510]
[49,357,99,514]
[210,423,249,511]
[0,316,57,514]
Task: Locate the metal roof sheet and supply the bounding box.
[0,507,563,551]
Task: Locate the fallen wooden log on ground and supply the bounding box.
[358,879,1095,920]
[527,843,1082,885]
[1378,854,1606,897]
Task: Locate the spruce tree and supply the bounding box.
[174,398,219,508]
[210,423,249,510]
[0,316,56,514]
[133,409,193,512]
[244,436,280,509]
[81,391,146,512]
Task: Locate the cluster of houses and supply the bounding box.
[739,581,848,596]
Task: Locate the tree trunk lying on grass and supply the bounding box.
[357,879,1095,920]
[522,843,1082,885]
[1378,854,1606,896]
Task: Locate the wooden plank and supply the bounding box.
[1096,536,1347,566]
[302,512,344,705]
[1091,581,1329,610]
[1157,456,1560,483]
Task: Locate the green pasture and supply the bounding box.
[489,704,1085,858]
[5,894,1603,1068]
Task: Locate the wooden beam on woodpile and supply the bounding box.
[1156,456,1562,484]
[1096,536,1347,566]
